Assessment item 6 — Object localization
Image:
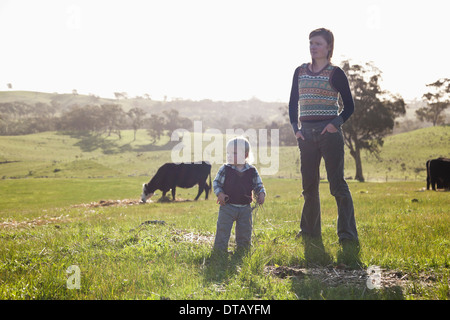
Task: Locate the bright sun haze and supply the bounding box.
[0,0,448,102]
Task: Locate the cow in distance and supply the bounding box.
[426,157,450,191]
[141,162,212,203]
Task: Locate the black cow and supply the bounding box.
[141,162,211,202]
[426,158,450,191]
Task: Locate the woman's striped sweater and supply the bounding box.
[289,63,355,133]
[298,63,339,121]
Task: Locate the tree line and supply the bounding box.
[0,100,298,146]
[0,101,193,141]
[1,61,448,181]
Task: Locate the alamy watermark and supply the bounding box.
[366,265,382,289]
[170,121,279,175]
[66,5,82,30]
[66,265,81,289]
[366,4,381,30]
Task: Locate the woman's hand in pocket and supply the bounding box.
[295,130,305,140]
[321,123,338,135]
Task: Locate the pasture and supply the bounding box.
[0,127,449,300]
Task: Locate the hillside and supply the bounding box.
[0,90,286,130]
[0,126,448,182]
[346,125,449,182]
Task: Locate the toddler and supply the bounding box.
[212,137,266,253]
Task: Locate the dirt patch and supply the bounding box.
[130,220,215,245]
[0,214,71,230]
[71,197,192,208]
[266,265,448,290]
[72,199,145,208]
[156,196,192,203]
[266,265,368,287]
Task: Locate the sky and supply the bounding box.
[1,0,449,102]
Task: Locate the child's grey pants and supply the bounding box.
[213,203,252,252]
[297,120,358,242]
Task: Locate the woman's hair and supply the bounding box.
[309,28,334,60]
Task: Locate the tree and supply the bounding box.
[341,60,406,182]
[127,107,147,141]
[100,104,125,138]
[162,109,193,136]
[57,105,102,132]
[277,105,298,146]
[416,78,449,126]
[146,114,165,143]
[114,92,128,100]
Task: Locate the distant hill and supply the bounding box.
[3,90,447,135]
[0,90,286,130]
[345,125,450,182]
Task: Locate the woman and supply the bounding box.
[288,28,358,245]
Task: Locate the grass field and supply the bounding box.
[0,126,449,300]
[0,126,448,181]
[0,178,448,300]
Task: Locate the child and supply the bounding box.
[212,137,266,254]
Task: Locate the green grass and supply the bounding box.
[1,126,448,181]
[0,126,448,300]
[0,130,174,179]
[354,125,450,181]
[0,178,448,300]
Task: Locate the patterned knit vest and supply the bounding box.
[298,63,339,122]
[223,166,255,205]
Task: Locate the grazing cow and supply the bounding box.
[426,158,450,191]
[141,162,211,202]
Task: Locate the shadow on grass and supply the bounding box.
[289,276,405,300]
[290,236,405,300]
[60,131,177,154]
[202,250,246,285]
